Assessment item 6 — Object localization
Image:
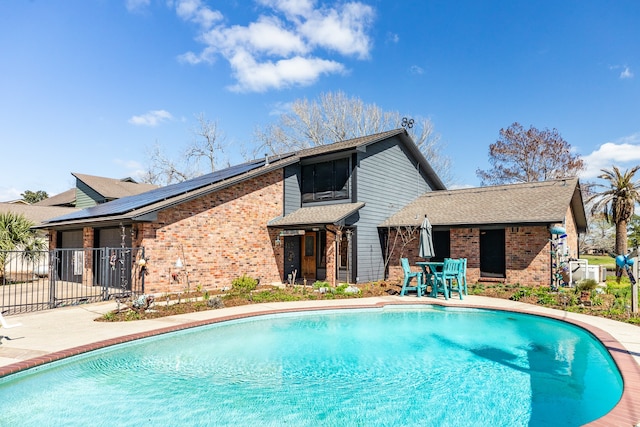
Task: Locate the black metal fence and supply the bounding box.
[1,247,145,316]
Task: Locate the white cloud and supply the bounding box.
[125,0,150,13]
[114,159,147,181]
[297,3,374,59]
[610,64,634,80]
[620,66,634,79]
[386,32,399,43]
[258,0,315,17]
[173,0,375,92]
[410,65,424,75]
[128,110,174,126]
[268,101,294,116]
[580,133,640,179]
[228,51,345,92]
[175,0,223,29]
[202,16,308,58]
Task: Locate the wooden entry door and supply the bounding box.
[302,232,316,280]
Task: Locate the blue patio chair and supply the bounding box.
[458,258,468,295]
[447,259,465,300]
[400,258,425,297]
[431,258,462,300]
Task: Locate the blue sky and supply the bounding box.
[1,0,640,201]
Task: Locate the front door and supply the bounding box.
[302,232,316,280]
[284,236,301,283]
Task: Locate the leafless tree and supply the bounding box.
[476,122,584,186]
[382,225,419,278]
[253,91,453,185]
[141,114,227,186]
[184,113,226,173]
[140,143,196,186]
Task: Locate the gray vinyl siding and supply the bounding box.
[354,136,433,282]
[283,165,301,215]
[75,181,105,208]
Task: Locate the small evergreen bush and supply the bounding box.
[231,274,259,294]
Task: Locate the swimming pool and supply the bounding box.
[0,306,622,426]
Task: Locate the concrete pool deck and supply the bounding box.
[0,295,638,426]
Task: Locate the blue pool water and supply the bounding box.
[0,306,622,426]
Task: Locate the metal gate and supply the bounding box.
[0,247,144,316]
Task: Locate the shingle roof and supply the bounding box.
[380,178,586,232]
[72,173,158,199]
[34,189,76,207]
[0,203,79,226]
[41,129,443,227]
[268,203,365,227]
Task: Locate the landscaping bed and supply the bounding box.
[97,275,640,326]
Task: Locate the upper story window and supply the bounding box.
[301,158,350,202]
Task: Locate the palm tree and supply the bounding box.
[0,212,47,280]
[589,166,640,257]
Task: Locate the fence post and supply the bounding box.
[48,250,56,309]
[632,254,638,314]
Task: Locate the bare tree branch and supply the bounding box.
[253,91,453,185]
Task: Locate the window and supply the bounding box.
[301,158,350,202]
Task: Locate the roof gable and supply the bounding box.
[72,173,158,199]
[43,129,444,226]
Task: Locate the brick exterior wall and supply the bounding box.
[49,170,285,295]
[388,203,580,287]
[132,169,285,294]
[48,168,354,295]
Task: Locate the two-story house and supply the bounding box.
[38,129,588,294]
[40,129,445,293]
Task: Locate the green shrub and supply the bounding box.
[312,281,331,289]
[251,289,302,303]
[510,288,532,301]
[576,279,598,293]
[591,294,604,306]
[533,287,556,305]
[627,316,640,325]
[468,283,485,295]
[231,275,258,294]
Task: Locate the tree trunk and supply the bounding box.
[615,220,628,256]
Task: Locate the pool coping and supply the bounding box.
[0,296,638,426]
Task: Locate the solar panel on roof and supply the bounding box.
[47,159,267,223]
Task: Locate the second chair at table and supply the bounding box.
[431,258,464,300]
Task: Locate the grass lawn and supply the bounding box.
[580,254,616,270]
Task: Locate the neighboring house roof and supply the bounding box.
[268,202,365,227]
[40,129,440,228]
[34,189,76,207]
[0,203,79,227]
[34,174,158,208]
[72,173,158,200]
[380,178,587,232]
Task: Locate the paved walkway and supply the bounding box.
[1,295,639,426]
